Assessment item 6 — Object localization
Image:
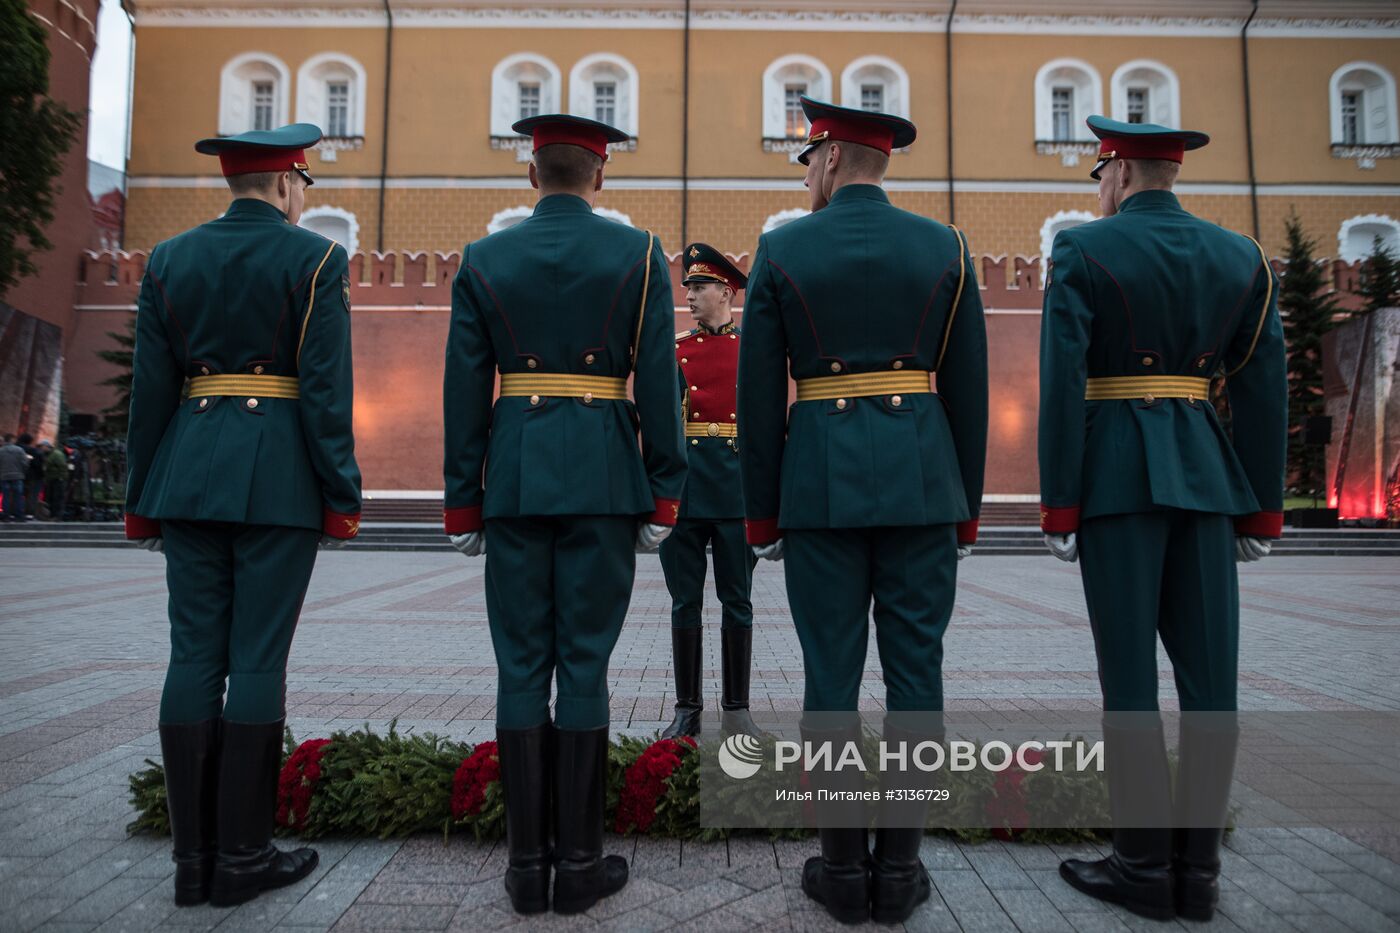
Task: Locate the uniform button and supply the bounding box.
[891,395,902,407]
[729,413,736,420]
[707,423,720,436]
[529,394,540,405]
[584,353,595,364]
[726,438,735,447]
[836,398,847,410]
[1142,394,1156,404]
[1142,356,1154,366]
[681,357,688,364]
[527,358,538,369]
[198,398,208,408]
[691,439,699,446]
[696,336,704,343]
[246,398,259,409]
[253,365,264,375]
[200,365,210,375]
[892,360,903,370]
[729,333,737,339]
[583,392,594,403]
[691,385,699,392]
[830,361,841,372]
[1188,394,1197,404]
[693,412,702,419]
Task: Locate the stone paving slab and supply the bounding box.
[1,548,1398,932]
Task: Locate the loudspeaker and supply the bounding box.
[67,413,97,435]
[1303,415,1333,446]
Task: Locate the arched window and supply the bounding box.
[840,55,910,118]
[299,206,359,253]
[490,54,562,137]
[296,53,367,139]
[487,206,533,234]
[1034,59,1101,142]
[762,55,831,140]
[1040,210,1097,282]
[219,52,290,136]
[1330,62,1398,145]
[763,208,811,232]
[569,53,639,138]
[1338,214,1400,263]
[593,206,633,226]
[1110,60,1180,128]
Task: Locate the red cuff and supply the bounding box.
[745,517,781,546]
[1234,510,1284,539]
[124,513,161,539]
[957,518,979,546]
[323,508,361,539]
[1040,504,1080,535]
[648,498,681,527]
[444,505,483,535]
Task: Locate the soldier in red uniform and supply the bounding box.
[659,244,763,738]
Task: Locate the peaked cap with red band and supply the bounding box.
[1087,114,1210,180]
[796,96,917,166]
[194,122,321,186]
[513,113,630,160]
[682,242,747,291]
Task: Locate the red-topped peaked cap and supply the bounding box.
[796,96,917,166]
[682,243,747,291]
[512,113,631,160]
[1086,114,1210,180]
[194,122,321,186]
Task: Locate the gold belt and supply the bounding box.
[1084,376,1211,401]
[187,375,300,399]
[685,422,738,438]
[794,370,932,402]
[498,373,628,401]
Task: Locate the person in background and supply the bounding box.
[41,441,68,522]
[20,433,44,520]
[0,434,29,521]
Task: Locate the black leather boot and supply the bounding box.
[209,720,319,907]
[870,721,936,924]
[1173,714,1239,922]
[800,721,870,924]
[159,719,221,906]
[498,725,552,914]
[1059,718,1175,921]
[719,627,768,737]
[661,626,703,739]
[552,727,627,914]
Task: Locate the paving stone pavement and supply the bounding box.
[1,546,1398,932]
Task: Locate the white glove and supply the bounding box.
[957,545,972,561]
[135,537,164,553]
[1236,536,1272,563]
[636,522,672,551]
[752,540,785,561]
[319,536,349,549]
[450,531,485,557]
[1044,533,1078,563]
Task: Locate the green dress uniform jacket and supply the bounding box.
[124,198,362,540]
[1037,189,1285,538]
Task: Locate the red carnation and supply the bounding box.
[276,738,332,829]
[987,747,1042,841]
[615,737,695,834]
[452,741,501,821]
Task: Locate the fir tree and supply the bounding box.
[1278,211,1338,499]
[1355,234,1400,317]
[97,314,136,434]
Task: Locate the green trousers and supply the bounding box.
[657,518,754,630]
[1078,510,1239,712]
[784,525,957,712]
[160,520,320,724]
[484,515,635,731]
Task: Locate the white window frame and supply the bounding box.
[763,208,811,232]
[1040,210,1097,283]
[1033,58,1101,142]
[1329,62,1399,145]
[219,52,291,136]
[295,52,367,139]
[299,206,360,253]
[1110,60,1180,128]
[839,55,910,119]
[762,54,831,140]
[491,53,562,137]
[568,53,640,137]
[1338,214,1400,263]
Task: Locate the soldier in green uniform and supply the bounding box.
[124,123,362,908]
[443,114,686,915]
[660,244,763,739]
[738,98,987,924]
[1039,116,1285,921]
